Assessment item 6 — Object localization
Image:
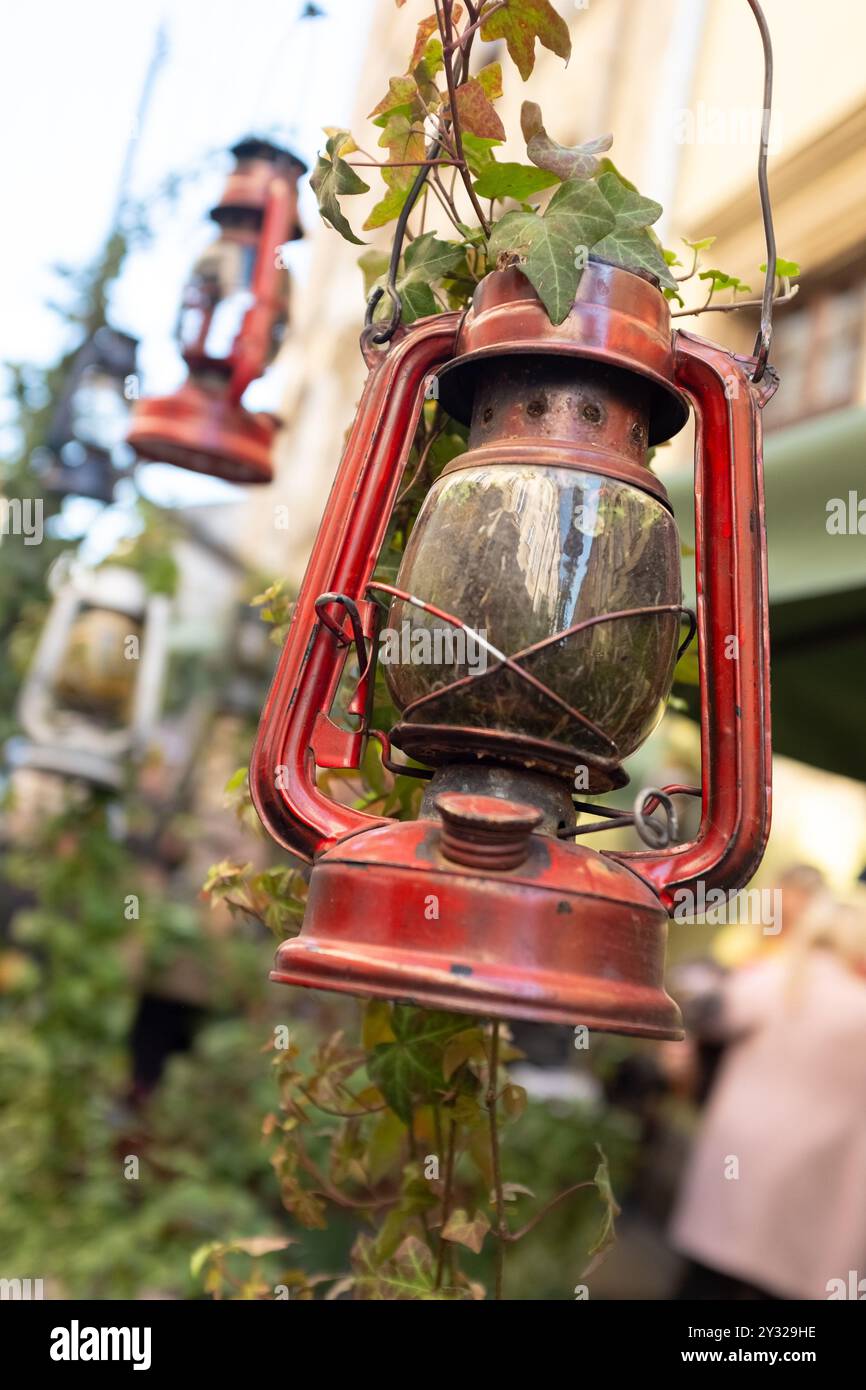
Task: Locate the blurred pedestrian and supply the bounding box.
[669,885,866,1299]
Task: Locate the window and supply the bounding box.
[761,267,866,430]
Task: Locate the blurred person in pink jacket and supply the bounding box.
[669,884,866,1300]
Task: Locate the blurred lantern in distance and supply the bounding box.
[127,137,306,484]
[33,326,138,504]
[6,563,169,790]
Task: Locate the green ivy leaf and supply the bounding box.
[592,227,678,290]
[522,101,612,179]
[368,1008,467,1122]
[760,256,800,278]
[595,156,638,191]
[488,177,616,324]
[596,169,662,230]
[476,61,503,102]
[310,130,369,245]
[442,1026,488,1080]
[587,1144,621,1260]
[395,232,466,322]
[461,132,502,175]
[363,184,411,232]
[357,249,390,296]
[473,162,559,201]
[698,267,752,293]
[683,235,716,253]
[481,0,572,81]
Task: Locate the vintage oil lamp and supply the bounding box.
[35,326,138,503]
[7,563,170,790]
[250,253,775,1038]
[127,137,306,484]
[249,0,781,1039]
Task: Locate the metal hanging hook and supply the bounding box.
[745,0,777,383]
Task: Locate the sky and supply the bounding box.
[0,0,374,408]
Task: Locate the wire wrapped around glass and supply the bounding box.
[377,355,693,796]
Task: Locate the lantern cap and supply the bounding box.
[210,135,307,240]
[436,262,689,446]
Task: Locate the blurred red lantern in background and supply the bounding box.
[128,137,306,484]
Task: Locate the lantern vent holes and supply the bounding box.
[581,401,603,425]
[526,398,547,419]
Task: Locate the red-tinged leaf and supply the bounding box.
[369,75,418,126]
[378,113,426,190]
[441,1208,491,1254]
[481,0,572,82]
[452,78,506,140]
[410,8,462,69]
[410,14,439,68]
[521,101,612,179]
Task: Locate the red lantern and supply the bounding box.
[250,261,775,1039]
[128,138,306,484]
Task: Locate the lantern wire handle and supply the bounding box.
[745,0,777,383]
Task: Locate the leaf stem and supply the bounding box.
[434,1107,457,1288]
[671,278,797,318]
[348,158,460,169]
[486,1019,507,1299]
[505,1181,595,1243]
[437,0,491,237]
